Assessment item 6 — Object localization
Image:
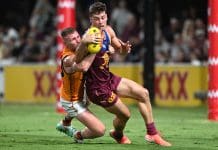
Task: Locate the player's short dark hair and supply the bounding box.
[61,27,76,38]
[89,2,107,16]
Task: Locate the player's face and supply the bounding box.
[90,11,107,29]
[64,31,81,50]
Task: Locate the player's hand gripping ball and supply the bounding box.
[87,27,102,54]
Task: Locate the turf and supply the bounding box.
[0,103,218,150]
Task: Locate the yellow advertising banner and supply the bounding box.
[155,65,207,107]
[4,65,56,103]
[3,64,208,106]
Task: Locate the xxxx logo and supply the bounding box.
[155,71,188,100]
[34,71,57,97]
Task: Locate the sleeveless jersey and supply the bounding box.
[60,48,84,102]
[85,30,112,89]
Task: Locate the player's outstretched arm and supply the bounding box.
[106,25,132,54]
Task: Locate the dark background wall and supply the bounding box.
[0,0,207,30]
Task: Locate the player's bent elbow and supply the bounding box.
[140,88,150,101]
[82,68,88,72]
[79,63,90,72]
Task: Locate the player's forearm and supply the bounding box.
[64,61,84,73]
[112,39,129,54]
[75,43,89,64]
[74,54,95,72]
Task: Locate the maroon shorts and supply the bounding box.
[86,75,121,107]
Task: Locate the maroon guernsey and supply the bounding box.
[85,30,121,107]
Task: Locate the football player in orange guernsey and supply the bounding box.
[56,27,105,143]
[75,2,172,146]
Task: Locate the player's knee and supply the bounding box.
[144,89,149,97]
[127,111,131,120]
[95,126,106,137]
[142,88,150,102]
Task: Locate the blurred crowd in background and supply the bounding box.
[0,0,207,65]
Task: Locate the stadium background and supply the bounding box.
[0,0,208,107]
[1,1,218,150]
[0,0,207,31]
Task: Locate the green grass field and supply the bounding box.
[0,103,218,150]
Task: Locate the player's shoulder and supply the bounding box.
[62,48,75,59]
[105,25,116,37]
[105,25,114,32]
